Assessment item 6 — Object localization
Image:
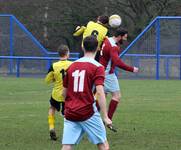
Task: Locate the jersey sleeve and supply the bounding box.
[73,26,86,36]
[93,66,105,86]
[110,47,134,72]
[45,64,55,84]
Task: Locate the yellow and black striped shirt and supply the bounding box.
[45,60,72,102]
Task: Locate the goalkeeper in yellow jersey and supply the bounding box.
[45,45,72,141]
[73,15,109,61]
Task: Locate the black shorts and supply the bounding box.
[49,96,65,115]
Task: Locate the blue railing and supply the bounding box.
[0,56,78,77]
[8,15,80,57]
[0,54,179,78]
[0,14,80,76]
[0,15,180,79]
[120,16,181,80]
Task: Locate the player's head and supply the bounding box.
[83,36,98,53]
[57,44,70,59]
[97,15,109,25]
[114,27,128,42]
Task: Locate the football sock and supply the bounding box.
[48,115,55,130]
[108,99,119,120]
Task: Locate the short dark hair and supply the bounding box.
[57,44,69,57]
[83,36,98,52]
[114,27,128,37]
[98,15,109,24]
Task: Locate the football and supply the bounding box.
[109,14,122,28]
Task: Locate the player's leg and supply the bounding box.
[48,106,56,131]
[61,144,73,150]
[81,107,108,148]
[61,102,65,116]
[48,105,57,140]
[104,73,121,120]
[97,140,110,150]
[108,91,121,120]
[48,96,61,140]
[62,119,84,148]
[97,142,109,150]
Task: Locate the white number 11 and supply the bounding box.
[72,70,86,92]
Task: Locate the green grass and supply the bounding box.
[0,77,181,150]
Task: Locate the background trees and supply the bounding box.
[0,0,180,52]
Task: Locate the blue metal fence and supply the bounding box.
[0,15,181,79]
[0,14,79,77]
[120,16,181,80]
[0,56,77,77]
[0,54,179,78]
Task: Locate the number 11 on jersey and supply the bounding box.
[72,70,86,92]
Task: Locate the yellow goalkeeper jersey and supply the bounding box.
[45,60,72,102]
[83,21,108,48]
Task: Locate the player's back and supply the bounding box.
[53,60,71,86]
[63,57,105,121]
[99,38,119,73]
[83,21,108,48]
[99,38,114,68]
[45,60,72,102]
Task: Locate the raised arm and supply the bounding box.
[110,47,134,72]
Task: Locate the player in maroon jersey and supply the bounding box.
[61,36,112,150]
[99,27,139,121]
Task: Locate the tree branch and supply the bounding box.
[128,0,138,14]
[117,1,131,8]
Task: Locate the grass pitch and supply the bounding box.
[0,77,180,150]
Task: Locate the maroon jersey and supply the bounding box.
[63,57,105,121]
[99,37,134,74]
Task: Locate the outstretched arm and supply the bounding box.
[110,47,138,72]
[73,26,86,36]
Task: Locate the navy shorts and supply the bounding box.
[49,97,64,115]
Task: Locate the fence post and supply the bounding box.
[16,58,20,77]
[46,59,51,71]
[180,19,181,80]
[165,57,169,79]
[156,18,160,80]
[9,16,14,74]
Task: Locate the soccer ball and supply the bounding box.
[109,14,122,28]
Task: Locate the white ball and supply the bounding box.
[109,14,122,28]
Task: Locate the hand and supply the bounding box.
[107,124,117,132]
[103,117,118,132]
[103,116,112,127]
[133,67,139,73]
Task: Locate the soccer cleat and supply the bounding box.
[103,121,118,133]
[107,125,117,132]
[49,129,57,141]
